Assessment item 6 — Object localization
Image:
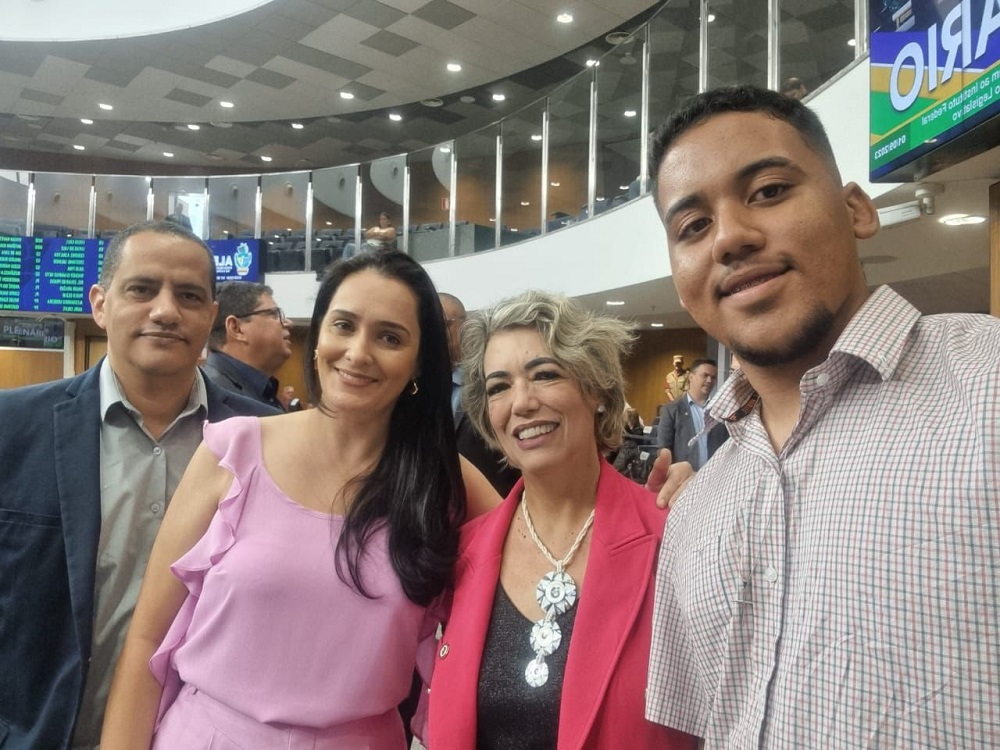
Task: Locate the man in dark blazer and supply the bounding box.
[0,222,277,750]
[656,358,728,470]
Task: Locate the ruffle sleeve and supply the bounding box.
[148,417,260,727]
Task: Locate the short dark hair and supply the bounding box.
[689,358,718,374]
[208,281,273,350]
[100,220,216,296]
[648,85,839,210]
[304,249,464,606]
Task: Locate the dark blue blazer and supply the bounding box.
[0,362,277,749]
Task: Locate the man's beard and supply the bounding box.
[730,304,835,368]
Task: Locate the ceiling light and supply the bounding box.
[220,100,234,108]
[80,118,93,125]
[651,323,664,328]
[619,184,629,190]
[98,102,113,111]
[596,196,605,201]
[447,63,462,72]
[291,122,304,129]
[439,146,452,154]
[187,124,200,130]
[939,213,986,226]
[531,134,542,141]
[624,109,637,117]
[707,13,716,22]
[847,38,856,47]
[557,12,573,23]
[492,93,506,102]
[163,151,174,157]
[606,300,625,306]
[550,181,560,187]
[340,91,355,100]
[586,59,599,67]
[260,155,272,162]
[459,95,475,104]
[73,144,85,150]
[326,221,332,226]
[389,113,402,121]
[520,201,530,206]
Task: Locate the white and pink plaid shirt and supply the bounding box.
[646,286,1000,748]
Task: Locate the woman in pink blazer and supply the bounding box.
[428,291,696,749]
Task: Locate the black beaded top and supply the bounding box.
[475,584,578,749]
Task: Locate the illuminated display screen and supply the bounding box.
[0,237,261,314]
[870,0,1000,180]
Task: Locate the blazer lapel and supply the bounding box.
[53,369,103,664]
[558,463,658,750]
[437,485,522,747]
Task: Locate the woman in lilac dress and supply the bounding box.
[101,250,497,748]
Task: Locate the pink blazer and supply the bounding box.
[428,459,696,750]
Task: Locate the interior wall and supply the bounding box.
[622,327,711,424]
[0,349,64,389]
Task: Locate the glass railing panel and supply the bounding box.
[595,40,644,215]
[360,155,405,256]
[208,175,257,240]
[95,175,148,237]
[407,144,452,262]
[312,164,358,271]
[261,171,309,271]
[152,176,207,237]
[500,101,545,246]
[780,0,855,98]
[546,71,592,232]
[707,0,768,90]
[454,126,497,256]
[646,5,701,188]
[0,171,30,235]
[33,173,92,238]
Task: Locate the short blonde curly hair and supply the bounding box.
[461,290,635,456]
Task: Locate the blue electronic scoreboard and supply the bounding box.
[0,237,261,315]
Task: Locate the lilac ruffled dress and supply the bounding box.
[149,416,441,746]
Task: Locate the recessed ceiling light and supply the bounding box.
[439,146,452,154]
[606,300,625,306]
[651,322,664,328]
[389,113,402,121]
[291,122,304,129]
[492,93,506,102]
[73,144,85,150]
[340,91,355,100]
[421,98,444,107]
[707,13,716,22]
[447,63,462,72]
[619,184,629,190]
[260,155,272,162]
[219,100,234,108]
[847,38,856,47]
[98,102,113,111]
[586,59,599,67]
[510,227,519,232]
[459,95,475,104]
[187,124,200,130]
[557,12,573,23]
[326,221,332,226]
[624,109,637,117]
[520,201,530,206]
[80,118,93,124]
[550,181,560,187]
[596,196,605,201]
[163,151,174,158]
[531,134,542,141]
[939,213,986,226]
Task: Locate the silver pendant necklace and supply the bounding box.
[520,493,595,688]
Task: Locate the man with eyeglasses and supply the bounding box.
[202,282,293,412]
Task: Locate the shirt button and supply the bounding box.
[153,446,163,456]
[815,373,830,387]
[151,503,162,513]
[764,566,778,583]
[439,643,450,659]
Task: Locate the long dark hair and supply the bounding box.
[303,249,465,606]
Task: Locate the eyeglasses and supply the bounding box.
[238,306,287,324]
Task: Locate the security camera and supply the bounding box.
[915,182,944,215]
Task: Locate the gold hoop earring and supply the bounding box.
[409,379,419,395]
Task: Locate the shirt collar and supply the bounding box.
[708,285,921,424]
[99,357,208,422]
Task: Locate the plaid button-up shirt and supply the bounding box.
[646,286,1000,748]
